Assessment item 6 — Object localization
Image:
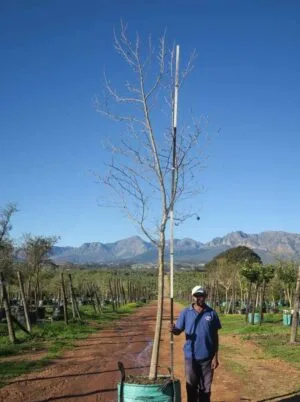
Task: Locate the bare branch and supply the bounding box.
[104,72,142,104]
[145,33,166,100]
[96,23,206,249]
[113,22,138,70]
[179,49,198,87]
[94,95,142,124]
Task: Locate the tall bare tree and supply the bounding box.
[96,23,204,380]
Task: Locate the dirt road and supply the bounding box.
[0,302,299,402]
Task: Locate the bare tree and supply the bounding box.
[96,23,204,380]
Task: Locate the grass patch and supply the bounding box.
[0,359,50,387]
[0,301,144,387]
[253,334,300,368]
[220,313,300,370]
[223,359,249,377]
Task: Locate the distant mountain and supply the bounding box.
[51,236,151,264]
[50,231,300,265]
[206,231,300,262]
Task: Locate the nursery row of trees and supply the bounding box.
[1,202,299,347]
[1,263,157,344]
[173,245,300,342]
[174,246,298,312]
[0,203,157,344]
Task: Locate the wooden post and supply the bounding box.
[60,272,68,325]
[17,271,31,333]
[0,272,16,343]
[290,265,300,343]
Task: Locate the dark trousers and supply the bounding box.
[185,358,213,402]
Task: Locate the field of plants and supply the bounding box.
[1,259,299,384]
[0,268,160,392]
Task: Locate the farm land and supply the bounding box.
[0,268,299,401]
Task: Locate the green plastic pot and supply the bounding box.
[283,313,292,326]
[118,377,181,401]
[248,312,263,324]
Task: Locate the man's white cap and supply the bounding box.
[191,286,206,296]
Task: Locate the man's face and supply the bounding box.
[193,292,206,306]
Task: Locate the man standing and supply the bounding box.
[170,286,221,402]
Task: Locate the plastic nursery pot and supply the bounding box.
[118,376,181,402]
[247,312,263,324]
[282,313,292,326]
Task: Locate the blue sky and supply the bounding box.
[1,0,299,247]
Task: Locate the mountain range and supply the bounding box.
[50,231,300,265]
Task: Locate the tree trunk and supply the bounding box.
[225,288,228,313]
[290,265,300,343]
[68,273,81,320]
[259,280,266,326]
[209,282,215,309]
[232,282,236,314]
[70,282,76,319]
[87,284,97,314]
[108,279,116,311]
[149,241,165,380]
[0,272,16,343]
[27,276,32,307]
[34,267,40,309]
[94,288,103,313]
[286,286,292,307]
[251,283,260,325]
[17,271,31,333]
[245,282,252,323]
[11,315,31,335]
[60,273,68,325]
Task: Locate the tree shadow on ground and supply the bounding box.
[87,333,145,338]
[73,340,147,347]
[257,390,300,401]
[37,387,117,401]
[7,365,149,385]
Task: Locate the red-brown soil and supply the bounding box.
[0,302,299,402]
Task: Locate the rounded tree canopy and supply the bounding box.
[205,246,262,270]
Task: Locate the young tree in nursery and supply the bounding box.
[258,264,275,324]
[206,246,262,314]
[240,261,262,324]
[277,261,297,307]
[22,234,58,307]
[96,22,203,380]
